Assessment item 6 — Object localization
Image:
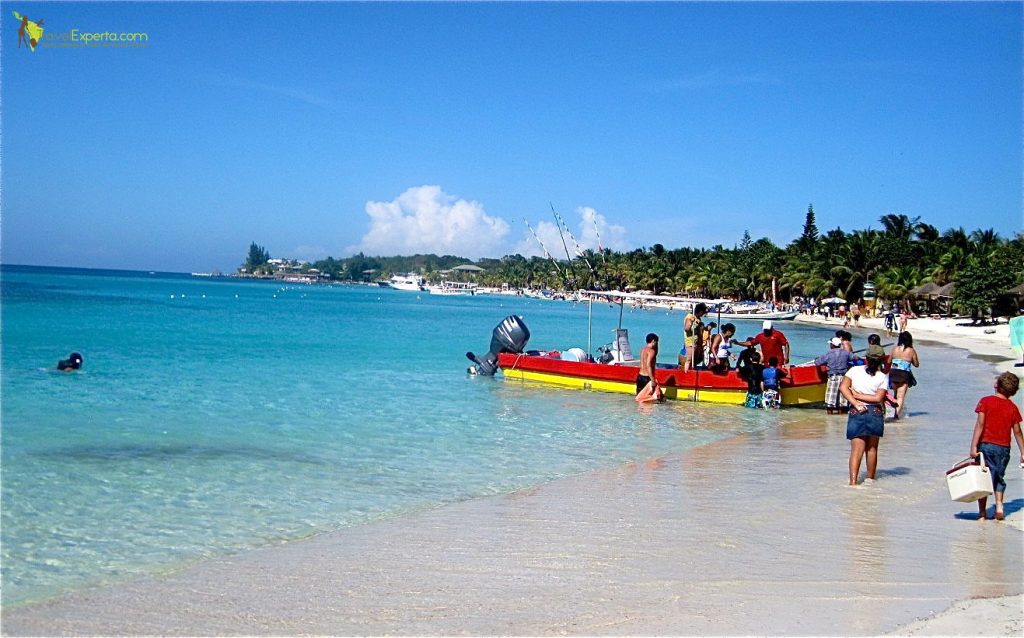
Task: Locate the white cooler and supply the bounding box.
[945,455,994,502]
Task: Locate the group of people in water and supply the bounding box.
[636,302,793,406]
[635,316,1024,518]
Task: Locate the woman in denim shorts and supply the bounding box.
[840,353,890,486]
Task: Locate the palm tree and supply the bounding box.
[942,227,971,253]
[969,228,1002,258]
[879,213,921,241]
[930,246,968,285]
[834,229,883,302]
[914,223,940,243]
[875,265,928,310]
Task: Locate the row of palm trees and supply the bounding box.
[473,210,1023,313]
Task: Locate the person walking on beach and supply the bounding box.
[888,332,920,419]
[884,306,896,337]
[679,303,708,372]
[736,320,790,369]
[970,372,1024,521]
[636,333,659,396]
[851,302,861,327]
[816,337,855,414]
[840,351,889,485]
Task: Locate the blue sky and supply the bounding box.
[2,2,1020,272]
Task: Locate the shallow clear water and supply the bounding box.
[1,266,840,605]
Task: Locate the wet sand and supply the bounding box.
[3,340,1022,636]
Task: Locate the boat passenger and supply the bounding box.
[708,323,736,373]
[679,303,708,372]
[636,333,660,397]
[57,352,83,371]
[701,322,717,367]
[736,320,790,369]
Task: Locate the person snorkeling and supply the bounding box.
[57,352,83,371]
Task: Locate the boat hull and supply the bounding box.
[390,282,424,292]
[498,352,826,406]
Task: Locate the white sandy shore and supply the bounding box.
[795,313,1020,373]
[3,320,1022,636]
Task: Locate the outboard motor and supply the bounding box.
[466,315,531,375]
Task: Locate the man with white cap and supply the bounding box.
[815,337,856,414]
[736,320,790,373]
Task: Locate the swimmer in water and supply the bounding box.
[57,352,83,371]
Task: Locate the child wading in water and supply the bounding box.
[743,351,764,408]
[970,372,1024,521]
[761,357,787,408]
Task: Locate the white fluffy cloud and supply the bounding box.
[514,207,628,257]
[577,206,628,253]
[349,186,510,258]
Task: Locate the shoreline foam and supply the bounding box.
[3,325,1022,636]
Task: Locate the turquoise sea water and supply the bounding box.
[1,266,839,606]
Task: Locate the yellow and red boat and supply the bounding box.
[467,312,827,407]
[497,350,827,406]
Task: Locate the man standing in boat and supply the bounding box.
[736,320,790,370]
[679,303,709,372]
[637,333,659,396]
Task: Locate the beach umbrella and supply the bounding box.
[1005,283,1024,296]
[820,296,846,304]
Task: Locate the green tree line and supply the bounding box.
[255,207,1024,317]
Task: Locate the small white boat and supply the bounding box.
[711,310,799,321]
[708,302,798,321]
[428,281,478,296]
[384,274,425,291]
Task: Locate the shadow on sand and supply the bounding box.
[952,498,1023,521]
[875,466,912,478]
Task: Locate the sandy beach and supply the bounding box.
[3,322,1022,636]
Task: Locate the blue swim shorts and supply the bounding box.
[980,442,1010,494]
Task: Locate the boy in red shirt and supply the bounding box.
[970,372,1024,521]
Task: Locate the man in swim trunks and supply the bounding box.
[637,333,659,395]
[736,320,790,369]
